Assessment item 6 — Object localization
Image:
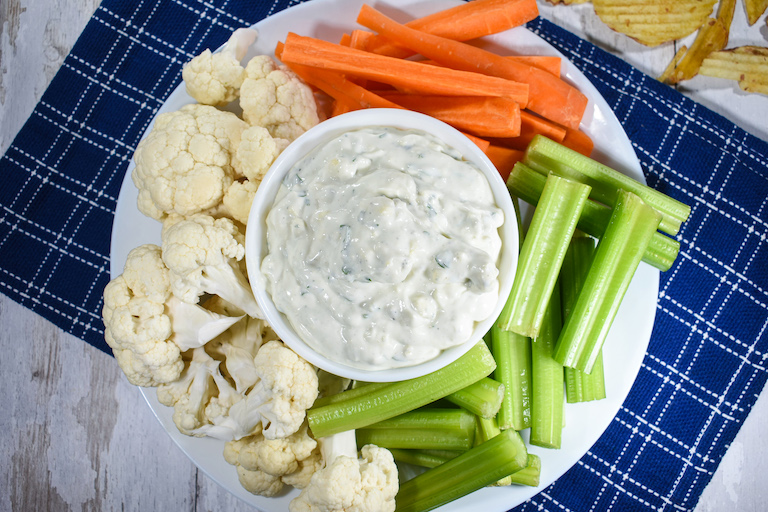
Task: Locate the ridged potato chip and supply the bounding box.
[699,46,768,95]
[745,0,768,25]
[658,0,735,84]
[592,0,717,47]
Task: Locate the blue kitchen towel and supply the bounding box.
[0,1,766,511]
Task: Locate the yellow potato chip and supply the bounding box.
[699,46,768,95]
[592,0,717,46]
[659,46,688,83]
[658,0,735,84]
[745,0,768,25]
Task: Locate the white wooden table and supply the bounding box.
[1,1,766,510]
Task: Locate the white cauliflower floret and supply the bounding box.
[224,421,322,497]
[240,55,320,141]
[236,125,290,182]
[182,28,258,106]
[132,103,248,221]
[156,346,244,437]
[102,244,242,387]
[290,431,399,512]
[161,214,262,318]
[222,125,289,225]
[223,340,319,440]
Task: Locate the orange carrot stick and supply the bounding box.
[339,33,352,46]
[280,33,529,105]
[420,56,561,78]
[357,5,586,129]
[462,132,491,153]
[363,0,539,59]
[379,93,521,138]
[561,127,594,157]
[520,110,567,142]
[486,145,525,181]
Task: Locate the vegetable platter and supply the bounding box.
[109,0,660,510]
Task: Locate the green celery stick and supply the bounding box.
[362,408,475,431]
[523,135,690,236]
[395,429,528,512]
[560,234,606,402]
[318,377,502,419]
[389,449,462,469]
[498,173,591,337]
[565,351,606,403]
[530,284,564,449]
[508,454,541,487]
[356,426,473,451]
[444,377,504,419]
[507,161,680,271]
[490,322,532,430]
[475,415,515,486]
[307,342,496,438]
[554,190,662,373]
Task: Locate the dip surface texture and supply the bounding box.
[262,126,503,370]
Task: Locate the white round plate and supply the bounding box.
[109,0,659,510]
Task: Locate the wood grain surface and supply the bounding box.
[1,1,766,511]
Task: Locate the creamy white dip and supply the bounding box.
[261,126,503,370]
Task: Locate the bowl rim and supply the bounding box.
[245,108,518,382]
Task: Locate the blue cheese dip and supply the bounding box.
[261,126,503,370]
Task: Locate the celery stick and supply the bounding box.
[357,426,473,451]
[560,234,606,403]
[475,415,513,486]
[554,190,662,373]
[508,161,680,271]
[307,342,496,438]
[395,429,528,512]
[523,135,690,236]
[312,381,389,408]
[317,377,501,419]
[389,449,461,469]
[508,454,541,487]
[498,173,591,337]
[565,351,606,403]
[530,284,564,449]
[490,322,532,430]
[444,377,504,419]
[363,408,475,431]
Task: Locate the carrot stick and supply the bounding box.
[487,145,525,181]
[356,5,586,129]
[420,56,561,78]
[362,0,539,59]
[350,29,374,50]
[520,111,567,142]
[561,127,594,157]
[462,132,491,153]
[284,61,403,111]
[339,33,352,46]
[331,99,354,117]
[379,93,521,138]
[280,33,529,105]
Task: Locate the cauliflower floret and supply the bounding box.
[240,55,320,141]
[236,125,290,182]
[132,103,248,221]
[161,214,262,318]
[223,340,319,440]
[182,28,258,106]
[224,421,322,497]
[221,125,289,225]
[290,431,399,512]
[103,244,242,387]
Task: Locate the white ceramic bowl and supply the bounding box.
[245,109,519,382]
